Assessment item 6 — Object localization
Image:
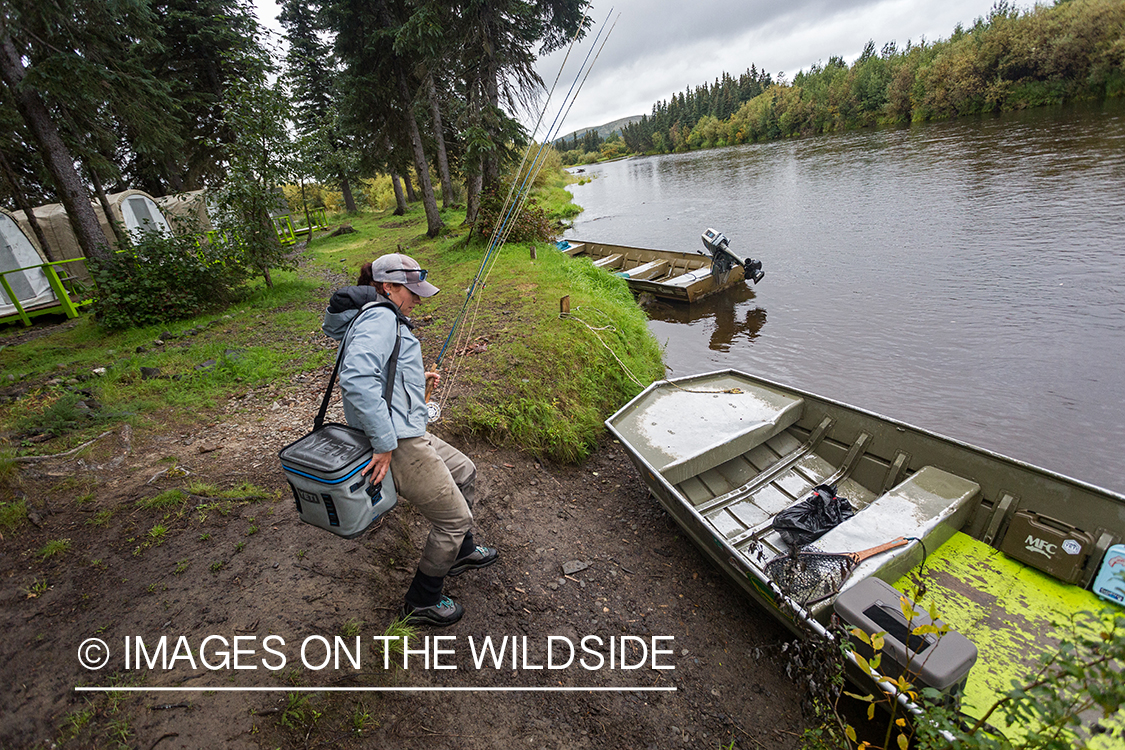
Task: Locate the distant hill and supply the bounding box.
[554,115,643,145]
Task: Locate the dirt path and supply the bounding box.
[1,286,809,750]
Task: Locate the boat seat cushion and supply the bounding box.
[810,466,980,606]
[664,268,711,288]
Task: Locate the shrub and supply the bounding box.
[358,175,400,212]
[474,184,556,244]
[89,230,247,330]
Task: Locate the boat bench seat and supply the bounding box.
[808,465,981,613]
[654,389,804,485]
[592,254,624,270]
[609,375,805,487]
[664,268,711,288]
[621,259,670,280]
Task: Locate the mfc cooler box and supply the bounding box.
[279,423,397,539]
[835,577,978,700]
[998,510,1094,584]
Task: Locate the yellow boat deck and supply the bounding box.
[893,532,1123,745]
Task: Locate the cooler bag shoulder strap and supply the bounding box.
[313,302,403,430]
[382,322,402,412]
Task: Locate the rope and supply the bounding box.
[559,306,646,389]
[664,379,745,395]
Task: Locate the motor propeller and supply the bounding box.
[701,228,765,285]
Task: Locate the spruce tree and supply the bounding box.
[279,0,358,212]
[129,0,265,193]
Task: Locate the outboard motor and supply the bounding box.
[701,228,765,285]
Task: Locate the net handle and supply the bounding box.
[850,536,909,562]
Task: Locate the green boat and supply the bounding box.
[606,370,1125,740]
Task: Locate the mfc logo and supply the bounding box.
[1024,535,1057,559]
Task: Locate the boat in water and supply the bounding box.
[560,229,764,303]
[606,370,1125,738]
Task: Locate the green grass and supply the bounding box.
[137,489,187,510]
[11,390,127,439]
[185,481,272,501]
[60,704,95,740]
[24,577,49,598]
[38,538,71,560]
[0,448,17,483]
[0,498,28,534]
[533,165,584,221]
[378,617,418,665]
[0,272,330,450]
[87,508,113,527]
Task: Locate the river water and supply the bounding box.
[564,100,1125,494]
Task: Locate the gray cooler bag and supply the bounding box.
[279,301,401,539]
[280,423,397,538]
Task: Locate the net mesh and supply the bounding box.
[765,553,854,605]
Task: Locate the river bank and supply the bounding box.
[0,206,810,748]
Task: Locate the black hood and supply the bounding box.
[327,286,413,327]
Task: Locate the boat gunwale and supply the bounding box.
[608,368,1125,504]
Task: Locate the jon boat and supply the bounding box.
[607,370,1125,736]
[561,231,762,303]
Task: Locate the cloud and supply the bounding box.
[535,0,1013,137]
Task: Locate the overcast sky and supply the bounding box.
[253,0,1029,138]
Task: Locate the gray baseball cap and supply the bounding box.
[368,253,439,297]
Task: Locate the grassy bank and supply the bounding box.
[0,194,663,465]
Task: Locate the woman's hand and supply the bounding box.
[362,451,392,485]
[425,371,440,388]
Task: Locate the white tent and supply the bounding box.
[0,208,57,319]
[108,189,173,238]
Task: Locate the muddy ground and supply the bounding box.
[1,298,812,750]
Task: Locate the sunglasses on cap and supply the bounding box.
[386,268,428,281]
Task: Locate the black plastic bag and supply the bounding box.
[772,483,855,548]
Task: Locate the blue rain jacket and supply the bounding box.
[322,287,428,454]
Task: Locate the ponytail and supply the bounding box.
[357,262,374,286]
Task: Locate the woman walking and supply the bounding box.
[322,253,498,626]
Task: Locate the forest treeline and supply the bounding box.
[561,0,1125,164]
[1,0,589,266]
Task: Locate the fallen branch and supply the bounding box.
[14,429,115,462]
